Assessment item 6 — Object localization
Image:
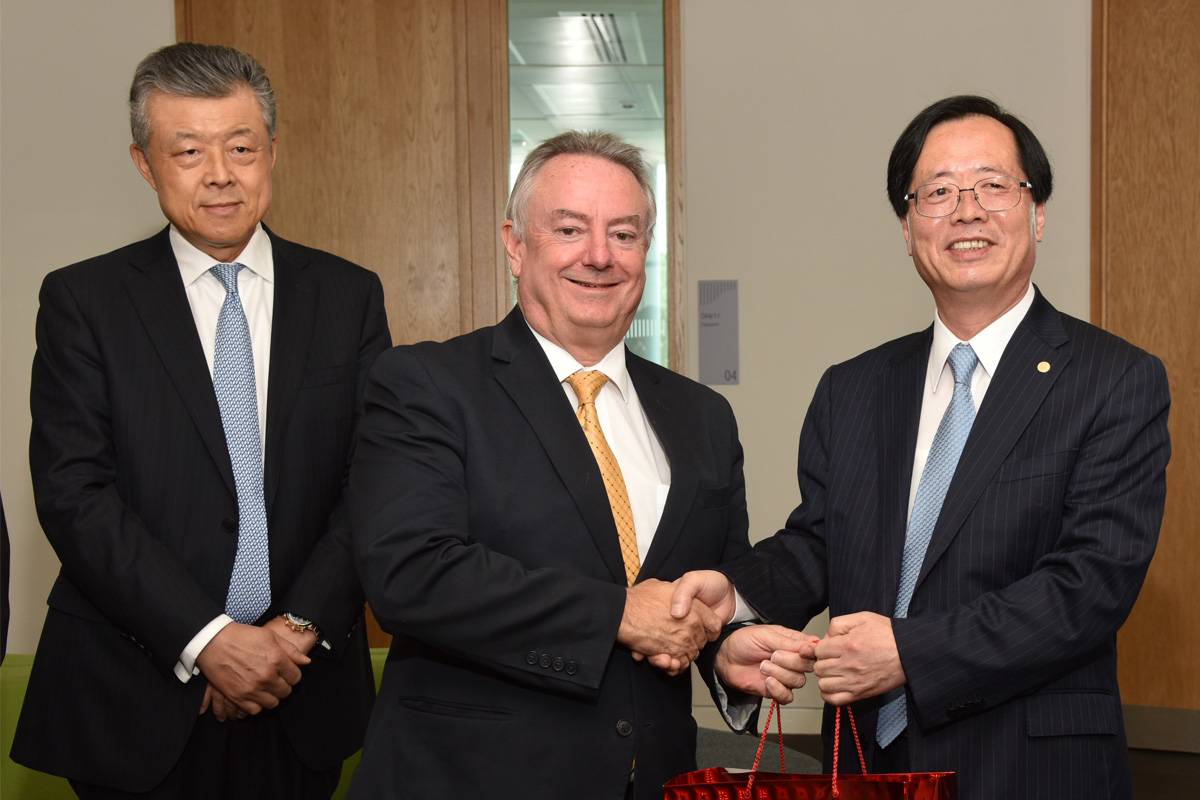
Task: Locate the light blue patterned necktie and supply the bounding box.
[876,342,979,748]
[211,263,270,624]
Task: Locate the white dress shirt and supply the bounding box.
[528,325,672,564]
[172,224,274,682]
[907,283,1034,518]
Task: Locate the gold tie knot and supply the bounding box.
[565,370,608,406]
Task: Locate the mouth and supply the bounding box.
[568,278,617,289]
[949,239,992,251]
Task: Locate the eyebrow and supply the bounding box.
[166,126,260,145]
[927,165,1011,181]
[549,209,643,229]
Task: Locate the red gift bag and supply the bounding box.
[665,701,957,799]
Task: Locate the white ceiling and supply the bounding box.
[508,0,666,168]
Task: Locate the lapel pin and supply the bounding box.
[1037,361,1051,373]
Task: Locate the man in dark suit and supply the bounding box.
[347,130,767,800]
[12,43,389,799]
[673,96,1171,799]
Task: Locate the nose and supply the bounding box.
[951,188,987,223]
[581,232,612,268]
[205,152,234,186]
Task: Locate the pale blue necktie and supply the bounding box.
[211,263,271,624]
[876,343,979,748]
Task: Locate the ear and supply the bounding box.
[500,220,523,278]
[901,215,914,257]
[130,143,157,191]
[1033,202,1046,242]
[269,135,277,170]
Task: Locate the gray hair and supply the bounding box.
[129,42,276,152]
[506,130,656,246]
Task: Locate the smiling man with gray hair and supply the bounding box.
[347,130,762,800]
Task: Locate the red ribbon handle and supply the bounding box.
[743,701,868,799]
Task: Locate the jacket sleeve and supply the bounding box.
[277,272,391,652]
[29,269,221,675]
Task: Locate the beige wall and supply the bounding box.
[680,0,1091,730]
[1,0,175,653]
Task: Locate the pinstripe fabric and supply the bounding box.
[15,226,390,791]
[721,288,1170,800]
[877,344,979,746]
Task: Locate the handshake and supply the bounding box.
[618,570,906,707]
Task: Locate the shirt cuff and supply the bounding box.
[714,679,760,732]
[174,614,234,683]
[730,591,759,624]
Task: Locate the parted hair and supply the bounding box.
[506,130,657,246]
[130,42,276,152]
[886,95,1053,218]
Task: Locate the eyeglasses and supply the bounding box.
[904,175,1033,218]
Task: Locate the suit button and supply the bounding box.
[565,661,578,675]
[221,517,237,533]
[552,657,565,672]
[525,651,539,666]
[539,654,552,668]
[616,719,633,737]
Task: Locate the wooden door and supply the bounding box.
[1093,0,1200,738]
[176,0,510,347]
[176,0,510,647]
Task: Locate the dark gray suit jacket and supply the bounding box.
[348,308,751,800]
[13,226,390,791]
[722,288,1170,800]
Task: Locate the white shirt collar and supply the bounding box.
[526,323,631,404]
[929,283,1035,390]
[171,223,274,287]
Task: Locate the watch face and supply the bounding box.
[287,613,312,626]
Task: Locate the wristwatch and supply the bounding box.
[282,612,322,640]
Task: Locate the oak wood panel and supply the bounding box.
[1094,0,1200,711]
[176,0,509,348]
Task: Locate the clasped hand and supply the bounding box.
[664,573,906,706]
[617,579,724,676]
[196,617,317,721]
[714,610,907,706]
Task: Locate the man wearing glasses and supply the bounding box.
[674,95,1170,799]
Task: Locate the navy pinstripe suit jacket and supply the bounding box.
[723,287,1170,800]
[13,226,389,791]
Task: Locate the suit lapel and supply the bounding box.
[915,289,1070,589]
[630,356,698,581]
[876,331,929,611]
[263,232,318,512]
[122,227,235,496]
[492,310,629,585]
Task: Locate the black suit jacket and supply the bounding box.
[722,288,1170,800]
[347,308,751,800]
[12,226,390,791]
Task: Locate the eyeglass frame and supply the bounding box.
[903,175,1035,218]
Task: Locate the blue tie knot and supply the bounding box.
[948,343,979,386]
[211,263,245,296]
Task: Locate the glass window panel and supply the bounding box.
[508,0,669,366]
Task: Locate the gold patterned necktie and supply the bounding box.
[565,370,641,586]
